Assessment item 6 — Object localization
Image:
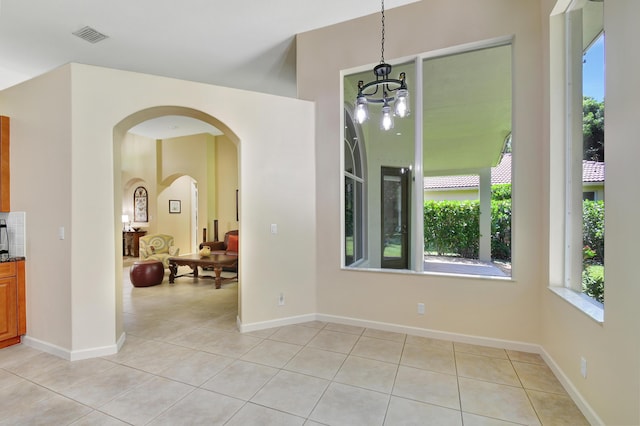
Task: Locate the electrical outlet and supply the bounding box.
[278,293,285,306]
[417,303,425,315]
[580,356,587,378]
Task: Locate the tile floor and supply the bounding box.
[0,267,589,425]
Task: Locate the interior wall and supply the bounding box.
[298,0,543,345]
[157,175,193,253]
[0,66,74,352]
[541,0,640,424]
[0,63,317,357]
[121,132,157,233]
[215,135,239,237]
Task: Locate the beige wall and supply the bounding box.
[215,135,239,237]
[0,67,74,352]
[542,0,640,424]
[298,0,543,346]
[0,63,317,358]
[298,0,639,423]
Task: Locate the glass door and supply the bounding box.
[381,166,410,269]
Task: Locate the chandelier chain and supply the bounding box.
[380,0,385,64]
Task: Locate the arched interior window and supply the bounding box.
[344,108,366,266]
[134,186,148,223]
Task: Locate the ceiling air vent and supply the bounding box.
[72,26,109,44]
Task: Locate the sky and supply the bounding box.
[583,34,605,102]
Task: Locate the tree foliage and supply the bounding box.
[583,96,605,161]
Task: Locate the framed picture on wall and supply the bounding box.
[169,200,181,214]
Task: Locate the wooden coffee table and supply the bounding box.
[168,253,238,288]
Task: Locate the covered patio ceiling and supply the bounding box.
[345,43,512,176]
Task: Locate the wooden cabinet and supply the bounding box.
[0,116,9,212]
[0,260,25,349]
[123,231,146,257]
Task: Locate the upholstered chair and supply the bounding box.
[139,234,179,268]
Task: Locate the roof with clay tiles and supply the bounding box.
[424,154,604,189]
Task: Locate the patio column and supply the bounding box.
[479,167,491,261]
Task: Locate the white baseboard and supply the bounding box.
[21,334,120,361]
[238,312,540,353]
[22,335,71,360]
[540,347,604,426]
[239,312,599,424]
[238,313,317,333]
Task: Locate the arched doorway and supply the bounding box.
[114,106,241,344]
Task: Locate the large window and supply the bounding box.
[549,0,605,320]
[567,1,605,305]
[342,42,513,277]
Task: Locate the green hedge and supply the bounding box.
[424,195,512,261]
[583,200,604,264]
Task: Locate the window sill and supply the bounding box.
[548,287,603,323]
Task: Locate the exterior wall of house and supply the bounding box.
[424,189,479,201]
[0,63,317,358]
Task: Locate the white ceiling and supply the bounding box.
[0,0,419,137]
[0,0,419,95]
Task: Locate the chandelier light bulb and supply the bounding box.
[380,104,394,130]
[394,88,410,118]
[355,96,369,124]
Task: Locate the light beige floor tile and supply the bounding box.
[3,351,68,379]
[334,355,397,393]
[165,327,223,350]
[363,328,406,342]
[351,336,403,363]
[244,327,279,338]
[384,396,462,426]
[512,360,566,394]
[70,410,130,425]
[462,412,522,425]
[114,339,196,375]
[298,320,328,329]
[251,370,329,417]
[100,376,194,425]
[157,350,233,386]
[455,352,521,386]
[62,364,155,408]
[2,392,92,425]
[405,335,454,351]
[307,330,359,354]
[201,360,278,400]
[400,344,457,375]
[31,358,117,393]
[203,331,263,358]
[506,349,545,365]
[148,388,244,425]
[458,377,540,425]
[269,324,321,345]
[284,347,347,379]
[240,339,303,368]
[0,343,42,368]
[325,323,365,335]
[226,402,306,426]
[0,369,22,390]
[309,382,388,426]
[526,389,589,425]
[393,365,460,410]
[0,380,58,418]
[454,342,508,359]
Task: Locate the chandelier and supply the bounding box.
[354,0,410,131]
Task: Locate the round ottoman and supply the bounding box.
[130,260,164,287]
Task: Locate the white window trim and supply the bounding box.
[548,0,604,323]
